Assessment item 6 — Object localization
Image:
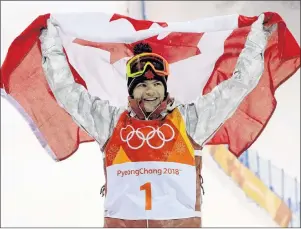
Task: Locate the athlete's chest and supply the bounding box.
[104,109,195,167]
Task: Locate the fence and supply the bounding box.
[238,150,300,227]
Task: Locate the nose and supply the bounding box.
[145,85,155,96]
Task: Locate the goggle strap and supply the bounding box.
[127,78,136,90]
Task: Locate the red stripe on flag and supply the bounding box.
[239,12,300,60]
[1,14,50,90]
[1,14,94,161]
[203,12,300,157]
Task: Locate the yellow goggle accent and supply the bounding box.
[126,53,169,79]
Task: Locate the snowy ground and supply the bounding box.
[1,1,298,227]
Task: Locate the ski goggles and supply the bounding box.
[126,53,169,79]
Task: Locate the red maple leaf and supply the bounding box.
[73,14,204,64]
[144,70,155,79]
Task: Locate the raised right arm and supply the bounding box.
[40,18,125,147]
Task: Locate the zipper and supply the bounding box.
[137,102,148,120]
[138,102,163,121]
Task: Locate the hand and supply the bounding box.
[247,14,277,51]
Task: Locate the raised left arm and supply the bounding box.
[183,14,275,147]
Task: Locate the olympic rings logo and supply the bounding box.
[120,124,175,150]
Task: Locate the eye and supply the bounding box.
[154,82,162,87]
[137,83,147,88]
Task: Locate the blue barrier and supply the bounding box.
[239,151,300,227]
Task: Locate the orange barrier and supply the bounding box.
[208,145,292,227]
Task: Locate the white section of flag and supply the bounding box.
[53,12,237,106]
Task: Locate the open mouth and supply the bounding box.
[143,98,158,102]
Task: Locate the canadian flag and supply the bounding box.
[1,12,300,161]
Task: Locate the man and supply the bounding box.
[40,14,272,227]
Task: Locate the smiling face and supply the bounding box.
[132,79,165,113]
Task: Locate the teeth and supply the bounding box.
[144,98,157,101]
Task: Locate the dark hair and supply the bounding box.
[133,42,152,55]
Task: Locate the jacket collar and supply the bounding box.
[127,94,176,120]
